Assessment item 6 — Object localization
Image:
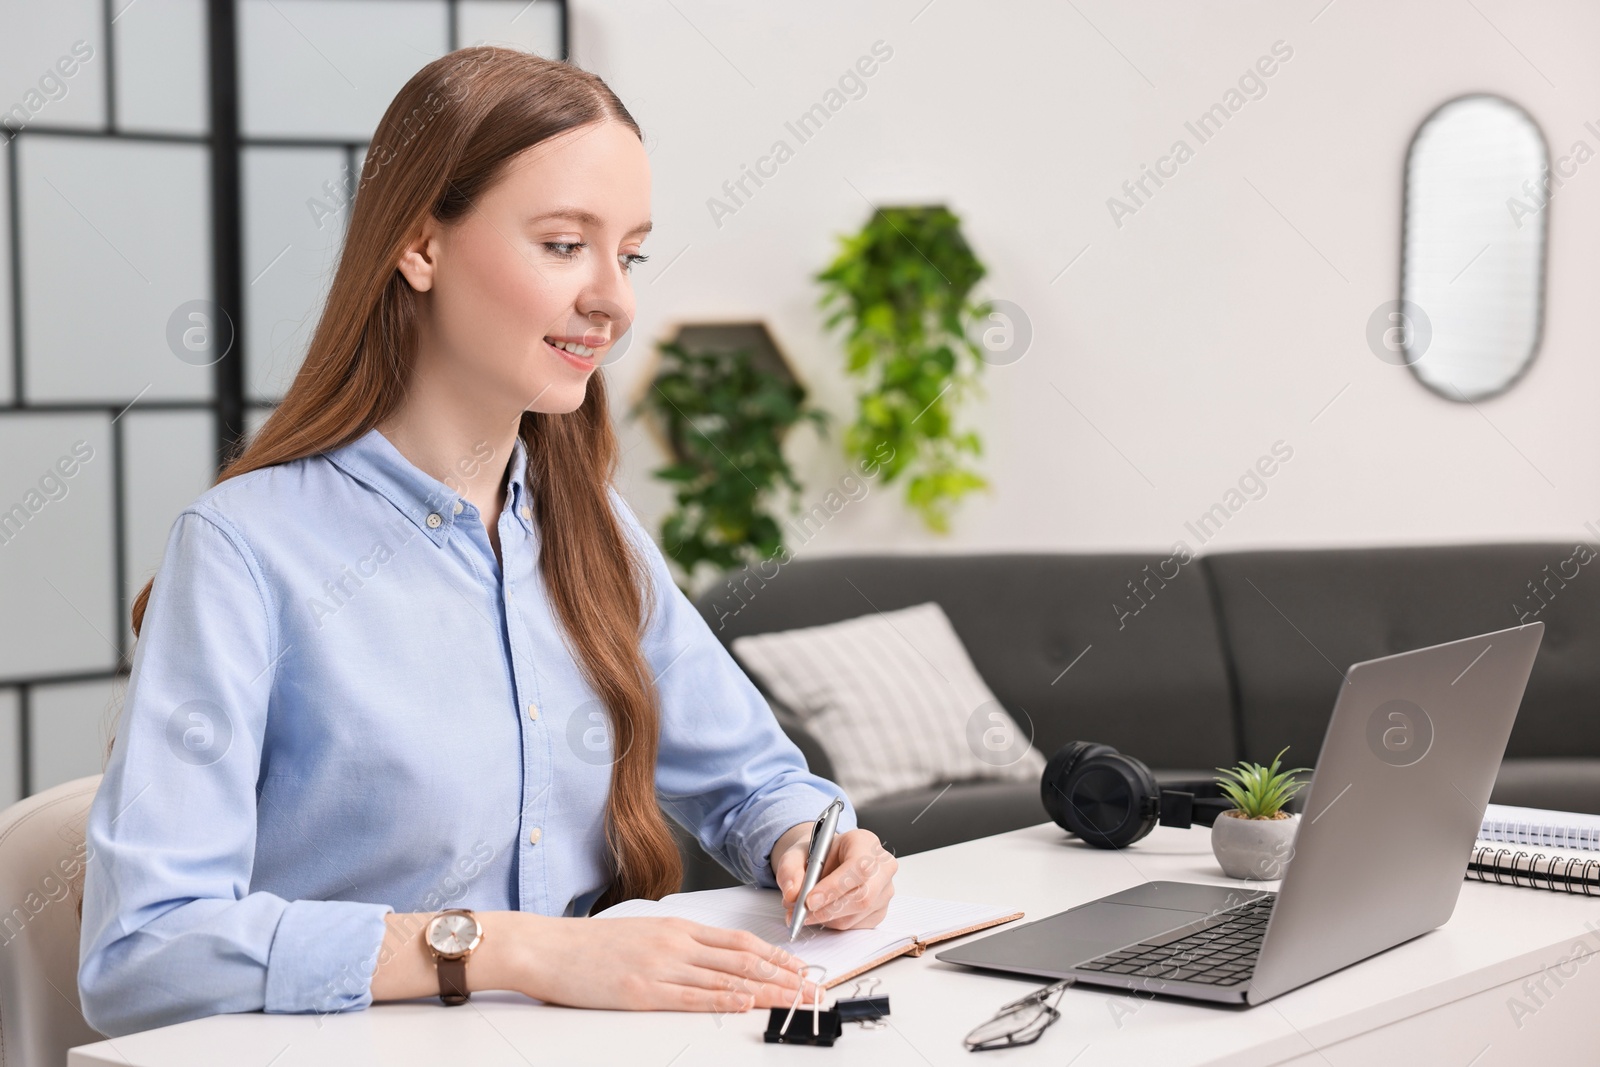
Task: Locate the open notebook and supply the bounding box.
[594,885,1022,988]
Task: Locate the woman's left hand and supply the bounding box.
[773,826,898,931]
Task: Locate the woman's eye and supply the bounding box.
[542,242,649,273]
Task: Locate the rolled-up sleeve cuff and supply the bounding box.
[739,788,860,889]
[264,899,395,1015]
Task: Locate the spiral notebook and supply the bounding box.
[1468,843,1600,895]
[1479,803,1600,852]
[1469,804,1600,895]
[594,885,1022,987]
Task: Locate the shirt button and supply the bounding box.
[520,506,532,521]
[529,827,542,845]
[453,500,464,515]
[527,702,539,721]
[426,512,442,529]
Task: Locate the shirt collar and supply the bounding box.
[322,427,533,546]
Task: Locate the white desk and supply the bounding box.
[70,822,1600,1066]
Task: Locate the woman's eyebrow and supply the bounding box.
[527,207,653,236]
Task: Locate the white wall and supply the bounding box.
[578,0,1600,571]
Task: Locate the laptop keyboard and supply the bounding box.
[1073,895,1275,987]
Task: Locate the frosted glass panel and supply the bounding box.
[114,0,209,135]
[20,136,212,402]
[31,676,123,792]
[0,414,117,682]
[244,147,349,402]
[0,689,18,807]
[122,410,215,651]
[0,0,107,133]
[0,138,11,407]
[239,0,449,139]
[459,0,564,56]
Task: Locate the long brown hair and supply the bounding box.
[120,47,681,910]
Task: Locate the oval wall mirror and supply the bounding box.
[1400,93,1548,401]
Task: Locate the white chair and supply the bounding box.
[0,775,104,1067]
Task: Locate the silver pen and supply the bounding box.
[789,796,846,940]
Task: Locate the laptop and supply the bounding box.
[936,622,1544,1005]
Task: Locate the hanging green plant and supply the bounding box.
[815,204,991,533]
[631,337,829,592]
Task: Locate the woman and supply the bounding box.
[76,46,897,1038]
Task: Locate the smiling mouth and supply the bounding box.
[544,336,601,358]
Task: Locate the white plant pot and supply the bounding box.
[1210,810,1298,880]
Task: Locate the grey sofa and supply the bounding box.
[672,544,1600,890]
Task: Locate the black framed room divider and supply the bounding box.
[0,0,568,802]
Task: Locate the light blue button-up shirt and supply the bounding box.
[77,425,856,1038]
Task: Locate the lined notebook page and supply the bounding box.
[594,885,1017,983]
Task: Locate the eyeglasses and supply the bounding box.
[963,978,1072,1052]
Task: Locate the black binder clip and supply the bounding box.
[835,978,890,1029]
[764,966,842,1046]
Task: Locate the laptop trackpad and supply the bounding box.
[940,901,1210,972]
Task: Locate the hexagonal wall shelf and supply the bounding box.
[630,321,804,464]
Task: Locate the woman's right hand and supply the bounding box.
[509,912,822,1012]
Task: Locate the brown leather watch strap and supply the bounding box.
[438,955,469,1006]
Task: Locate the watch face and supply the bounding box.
[428,912,481,957]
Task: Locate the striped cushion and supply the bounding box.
[730,602,1047,806]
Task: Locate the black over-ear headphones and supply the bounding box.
[1040,742,1234,849]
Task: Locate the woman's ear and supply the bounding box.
[396,217,442,292]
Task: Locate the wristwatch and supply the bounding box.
[424,908,484,1006]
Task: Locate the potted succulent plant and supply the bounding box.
[1210,748,1311,880]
